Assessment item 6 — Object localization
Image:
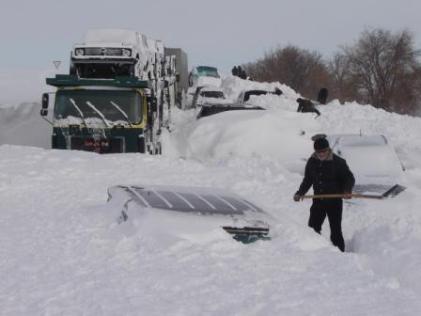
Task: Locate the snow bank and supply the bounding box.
[183,109,318,164]
[1,76,421,315]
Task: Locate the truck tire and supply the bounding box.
[138,137,146,153]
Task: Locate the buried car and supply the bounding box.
[191,86,228,108]
[107,185,271,243]
[325,134,406,195]
[237,88,282,105]
[188,65,222,88]
[196,103,265,119]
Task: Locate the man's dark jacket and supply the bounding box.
[296,151,355,196]
[297,98,321,116]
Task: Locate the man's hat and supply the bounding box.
[314,137,329,150]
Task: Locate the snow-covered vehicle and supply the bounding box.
[41,29,188,154]
[107,185,271,243]
[70,29,161,81]
[237,89,282,105]
[326,134,405,194]
[188,66,221,88]
[191,86,228,108]
[196,103,265,119]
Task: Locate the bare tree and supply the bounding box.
[243,29,421,114]
[328,52,358,103]
[244,45,331,99]
[343,28,420,113]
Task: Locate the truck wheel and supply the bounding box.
[138,137,146,153]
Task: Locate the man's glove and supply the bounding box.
[343,192,353,199]
[293,194,302,202]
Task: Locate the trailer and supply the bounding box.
[164,48,188,107]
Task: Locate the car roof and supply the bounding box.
[108,185,265,215]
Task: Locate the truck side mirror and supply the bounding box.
[151,97,157,113]
[40,109,48,117]
[42,93,49,109]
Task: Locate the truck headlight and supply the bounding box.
[122,49,131,57]
[75,48,84,56]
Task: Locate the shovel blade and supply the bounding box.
[382,184,406,198]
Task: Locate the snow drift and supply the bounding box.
[1,75,421,315]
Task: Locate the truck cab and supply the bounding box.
[41,75,161,154]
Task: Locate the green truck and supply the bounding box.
[41,29,188,154]
[41,75,165,154]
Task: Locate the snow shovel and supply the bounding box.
[302,184,406,200]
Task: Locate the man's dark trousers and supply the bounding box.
[308,199,345,252]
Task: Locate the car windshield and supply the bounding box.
[54,89,142,123]
[196,66,220,78]
[201,91,225,99]
[338,135,387,147]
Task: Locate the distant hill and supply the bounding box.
[0,102,50,148]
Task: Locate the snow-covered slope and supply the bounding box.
[1,76,421,315]
[0,102,50,148]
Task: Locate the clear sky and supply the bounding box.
[1,0,420,104]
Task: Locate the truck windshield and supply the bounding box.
[54,89,142,124]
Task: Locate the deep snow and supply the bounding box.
[1,76,421,315]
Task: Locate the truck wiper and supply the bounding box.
[110,101,133,127]
[86,101,112,128]
[69,98,88,126]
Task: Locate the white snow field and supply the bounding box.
[1,76,421,315]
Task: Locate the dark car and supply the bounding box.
[237,88,282,104]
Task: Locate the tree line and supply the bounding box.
[243,28,421,115]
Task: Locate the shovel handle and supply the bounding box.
[302,193,383,200]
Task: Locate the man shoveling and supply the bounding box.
[294,137,355,252]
